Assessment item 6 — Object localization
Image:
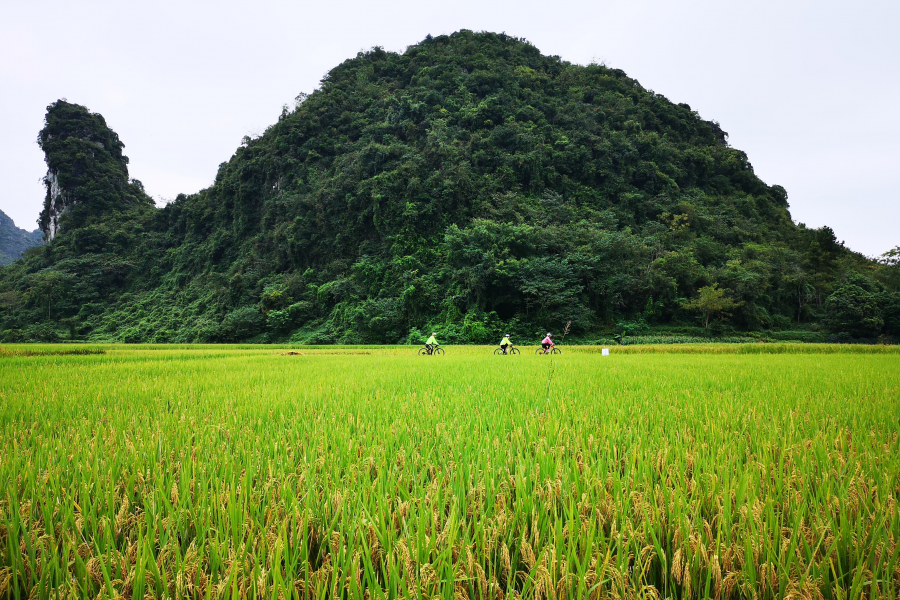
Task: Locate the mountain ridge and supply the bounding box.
[1,30,897,343]
[0,209,42,267]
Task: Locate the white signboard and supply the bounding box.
[602,348,610,356]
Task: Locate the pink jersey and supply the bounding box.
[542,336,553,345]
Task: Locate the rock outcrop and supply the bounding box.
[42,170,68,240]
[37,100,134,240]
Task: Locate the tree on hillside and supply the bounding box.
[874,246,900,294]
[824,284,883,338]
[880,246,899,267]
[27,269,75,320]
[878,291,900,338]
[517,257,589,329]
[681,284,740,332]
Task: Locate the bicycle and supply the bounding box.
[535,346,561,355]
[494,346,520,355]
[418,345,445,356]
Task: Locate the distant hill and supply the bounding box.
[0,30,897,343]
[0,210,42,266]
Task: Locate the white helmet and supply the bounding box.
[505,334,510,337]
[546,333,552,337]
[431,332,437,336]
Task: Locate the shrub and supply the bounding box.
[267,301,312,332]
[220,307,265,341]
[766,331,827,343]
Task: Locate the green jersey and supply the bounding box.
[426,335,438,346]
[500,337,511,346]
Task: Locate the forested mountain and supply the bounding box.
[0,210,42,267]
[1,30,897,343]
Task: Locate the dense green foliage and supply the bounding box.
[2,347,899,598]
[0,210,42,267]
[0,31,897,343]
[36,100,153,233]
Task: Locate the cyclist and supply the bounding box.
[540,333,553,353]
[425,332,439,355]
[499,334,513,354]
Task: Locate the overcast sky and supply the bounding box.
[2,0,897,256]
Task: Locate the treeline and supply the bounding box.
[0,31,897,343]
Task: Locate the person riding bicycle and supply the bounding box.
[499,334,512,354]
[541,333,553,353]
[425,332,439,355]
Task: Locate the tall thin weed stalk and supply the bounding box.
[545,321,571,404]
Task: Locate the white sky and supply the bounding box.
[1,0,897,256]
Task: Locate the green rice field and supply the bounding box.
[1,344,899,599]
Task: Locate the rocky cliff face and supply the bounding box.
[0,209,43,266]
[43,170,67,240]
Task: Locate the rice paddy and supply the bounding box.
[1,344,899,599]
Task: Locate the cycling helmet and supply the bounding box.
[432,332,437,336]
[546,333,552,337]
[505,334,510,337]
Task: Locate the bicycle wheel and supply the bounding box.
[494,348,503,355]
[434,347,445,355]
[510,347,520,355]
[418,347,428,356]
[535,348,545,355]
[551,347,561,354]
